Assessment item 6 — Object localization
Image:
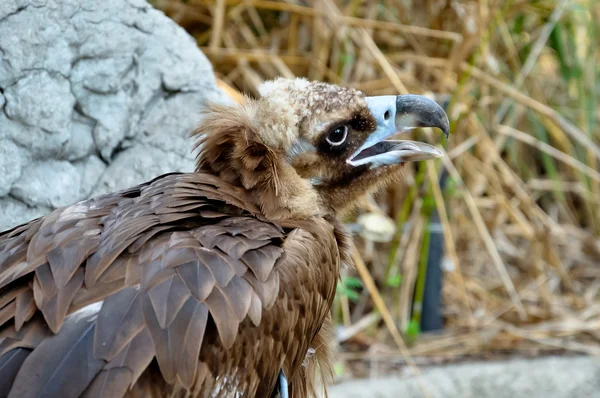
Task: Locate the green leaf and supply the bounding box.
[345,288,360,302]
[406,319,421,339]
[334,362,345,377]
[336,280,361,302]
[443,176,460,198]
[343,277,363,289]
[421,193,436,214]
[386,274,403,288]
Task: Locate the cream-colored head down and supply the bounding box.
[254,78,367,150]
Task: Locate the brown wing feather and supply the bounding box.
[0,348,30,396]
[82,368,132,398]
[14,289,36,331]
[7,309,104,398]
[0,172,341,397]
[93,287,145,361]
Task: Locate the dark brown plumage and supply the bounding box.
[0,78,449,397]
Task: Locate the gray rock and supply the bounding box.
[0,1,27,21]
[0,196,50,232]
[73,155,106,199]
[0,139,22,196]
[137,92,209,145]
[0,1,75,88]
[0,0,228,231]
[4,70,75,134]
[11,160,82,208]
[65,112,96,161]
[2,112,71,160]
[92,144,195,196]
[76,89,132,160]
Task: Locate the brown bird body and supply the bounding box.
[0,78,449,397]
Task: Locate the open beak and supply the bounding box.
[347,95,450,167]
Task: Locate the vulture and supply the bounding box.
[0,78,449,398]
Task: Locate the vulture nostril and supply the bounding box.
[384,110,391,120]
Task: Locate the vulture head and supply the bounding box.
[195,77,449,218]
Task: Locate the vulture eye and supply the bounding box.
[326,125,348,146]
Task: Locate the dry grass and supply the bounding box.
[154,0,600,383]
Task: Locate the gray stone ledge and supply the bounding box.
[329,356,600,398]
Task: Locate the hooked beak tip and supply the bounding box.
[395,94,450,140]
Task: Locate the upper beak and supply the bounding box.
[347,94,450,167]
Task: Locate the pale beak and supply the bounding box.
[347,95,449,167]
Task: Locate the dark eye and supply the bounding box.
[326,125,348,146]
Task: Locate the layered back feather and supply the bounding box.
[0,172,348,397]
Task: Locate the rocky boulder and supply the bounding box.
[0,0,228,231]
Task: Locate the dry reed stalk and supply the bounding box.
[209,0,226,49]
[398,213,426,329]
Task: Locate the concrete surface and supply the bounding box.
[329,356,600,398]
[0,0,229,231]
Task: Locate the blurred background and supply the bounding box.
[150,0,600,386]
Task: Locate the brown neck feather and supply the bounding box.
[193,102,324,220]
[316,164,406,217]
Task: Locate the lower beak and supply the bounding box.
[347,94,449,167]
